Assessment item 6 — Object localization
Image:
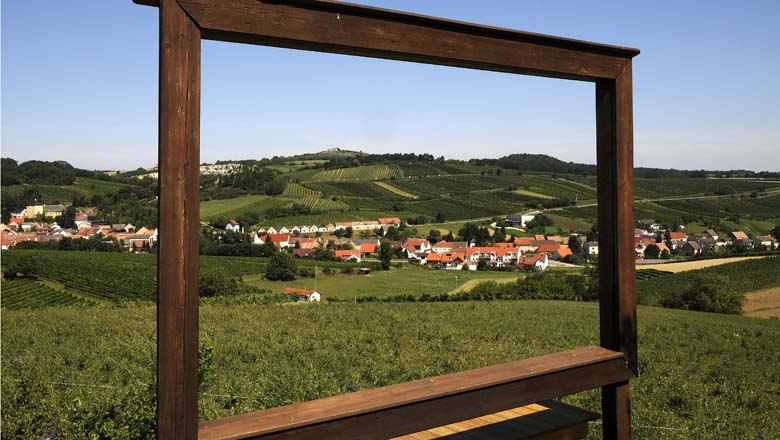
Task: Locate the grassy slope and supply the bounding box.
[2,302,778,438]
[3,177,131,204]
[193,169,780,233]
[637,255,780,305]
[243,265,520,299]
[200,195,274,220]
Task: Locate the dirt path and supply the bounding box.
[373,181,418,199]
[638,256,765,273]
[744,287,780,319]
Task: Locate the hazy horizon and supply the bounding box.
[2,1,779,172]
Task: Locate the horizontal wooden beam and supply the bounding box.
[199,346,633,440]
[133,0,638,81]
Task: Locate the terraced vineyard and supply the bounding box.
[634,178,780,198]
[1,280,93,309]
[635,268,673,281]
[282,182,321,197]
[303,181,408,200]
[0,251,361,304]
[292,196,350,212]
[394,161,479,177]
[310,164,403,181]
[373,181,418,199]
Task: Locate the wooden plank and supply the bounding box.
[596,62,637,372]
[135,0,636,81]
[596,61,636,439]
[198,346,630,439]
[395,400,597,440]
[601,381,631,440]
[132,0,639,56]
[157,0,201,438]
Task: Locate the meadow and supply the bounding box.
[243,265,521,299]
[0,250,360,307]
[636,255,780,305]
[2,177,131,205]
[2,301,778,439]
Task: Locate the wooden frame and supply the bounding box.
[134,0,639,438]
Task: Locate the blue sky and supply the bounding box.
[2,1,779,171]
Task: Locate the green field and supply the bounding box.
[636,256,780,306]
[282,182,321,197]
[192,164,780,236]
[200,194,272,220]
[1,280,94,309]
[373,181,418,199]
[2,177,131,205]
[2,301,779,438]
[243,265,521,299]
[310,164,403,181]
[0,250,369,305]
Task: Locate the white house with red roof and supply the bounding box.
[668,231,688,249]
[226,219,241,232]
[519,253,549,271]
[335,249,361,262]
[257,233,290,248]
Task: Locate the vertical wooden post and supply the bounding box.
[596,61,636,440]
[157,0,201,438]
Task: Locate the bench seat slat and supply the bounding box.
[199,345,630,440]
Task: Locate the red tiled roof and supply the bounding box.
[669,232,687,240]
[360,243,378,254]
[730,231,749,240]
[519,254,547,266]
[378,217,401,224]
[535,244,560,253]
[335,249,359,260]
[514,237,534,246]
[283,287,314,296]
[404,239,429,249]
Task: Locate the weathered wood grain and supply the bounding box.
[596,61,637,439]
[134,0,637,81]
[157,0,201,438]
[198,346,631,439]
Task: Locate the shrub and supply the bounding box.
[199,269,240,297]
[3,255,40,280]
[659,275,744,314]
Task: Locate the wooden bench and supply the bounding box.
[199,346,631,439]
[394,400,599,440]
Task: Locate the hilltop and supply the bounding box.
[3,153,780,237]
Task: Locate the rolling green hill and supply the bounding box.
[2,301,778,438]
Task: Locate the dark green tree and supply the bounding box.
[265,252,297,281]
[568,234,584,255]
[3,255,41,280]
[378,241,394,270]
[644,244,660,259]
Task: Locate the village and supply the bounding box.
[3,204,778,274]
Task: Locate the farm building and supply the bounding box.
[225,219,241,232]
[282,287,321,302]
